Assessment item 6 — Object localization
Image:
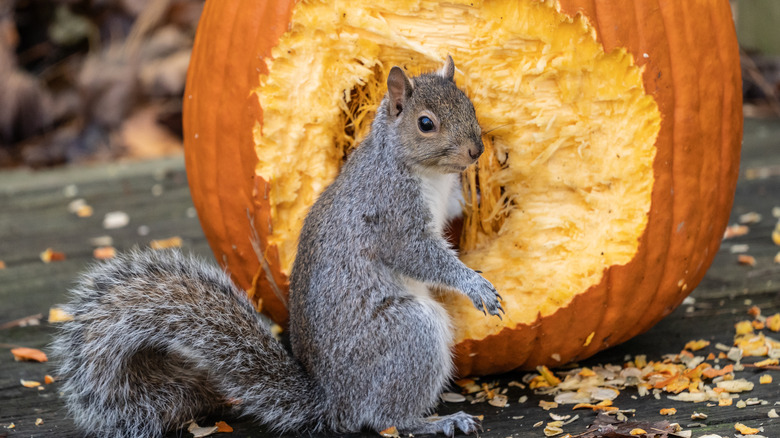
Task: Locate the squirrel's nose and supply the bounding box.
[468,141,484,161]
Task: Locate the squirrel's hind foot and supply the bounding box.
[400,412,482,437]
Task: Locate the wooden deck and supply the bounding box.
[1,117,779,437]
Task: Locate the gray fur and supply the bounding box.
[290,59,501,435]
[52,249,324,437]
[52,59,502,437]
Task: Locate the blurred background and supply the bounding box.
[0,0,201,168]
[0,0,777,169]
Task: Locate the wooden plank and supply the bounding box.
[1,117,779,437]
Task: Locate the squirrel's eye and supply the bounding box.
[418,116,435,133]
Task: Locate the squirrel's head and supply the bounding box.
[384,56,483,173]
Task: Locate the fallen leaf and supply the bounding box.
[683,340,710,351]
[150,236,182,249]
[40,248,66,263]
[93,246,117,259]
[120,103,183,159]
[379,426,399,437]
[737,254,756,266]
[734,423,759,435]
[734,320,754,335]
[10,347,48,362]
[48,307,74,323]
[766,313,780,331]
[538,365,562,386]
[755,358,779,368]
[723,224,749,239]
[20,379,41,388]
[214,421,232,433]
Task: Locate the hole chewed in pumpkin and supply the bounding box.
[251,0,660,349]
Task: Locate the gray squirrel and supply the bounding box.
[52,56,504,438]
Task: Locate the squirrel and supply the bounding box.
[51,56,504,438]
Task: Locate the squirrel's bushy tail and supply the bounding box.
[52,249,324,438]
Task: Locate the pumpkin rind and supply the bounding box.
[183,0,742,375]
[184,0,294,324]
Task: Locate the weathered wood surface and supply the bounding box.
[1,118,779,437]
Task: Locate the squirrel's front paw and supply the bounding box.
[463,272,504,318]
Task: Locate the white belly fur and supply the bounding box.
[401,170,459,346]
[418,171,457,237]
[403,277,454,346]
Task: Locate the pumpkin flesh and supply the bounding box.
[253,0,658,358]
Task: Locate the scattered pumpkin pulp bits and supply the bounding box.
[437,302,779,437]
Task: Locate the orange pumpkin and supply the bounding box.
[183,0,742,376]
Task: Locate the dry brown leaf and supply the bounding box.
[755,358,779,367]
[683,339,709,351]
[20,379,41,388]
[737,254,756,266]
[11,347,48,362]
[379,426,400,437]
[214,421,232,433]
[48,307,74,323]
[93,246,117,259]
[150,236,183,249]
[734,423,760,435]
[723,224,749,239]
[40,248,66,263]
[120,104,182,159]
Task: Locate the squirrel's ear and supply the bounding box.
[387,66,413,117]
[439,55,455,82]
